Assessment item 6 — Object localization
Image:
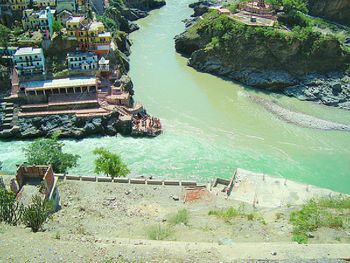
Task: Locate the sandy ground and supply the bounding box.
[0,171,349,262]
[248,94,350,131]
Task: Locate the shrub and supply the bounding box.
[169,209,189,225]
[22,195,53,232]
[147,224,172,240]
[93,147,130,178]
[290,197,349,243]
[0,188,23,225]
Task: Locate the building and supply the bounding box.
[22,7,55,37]
[19,75,100,96]
[66,18,112,55]
[12,47,45,76]
[9,0,29,11]
[66,16,84,39]
[67,51,98,71]
[32,0,55,9]
[98,57,109,72]
[14,165,60,211]
[56,9,72,26]
[56,0,76,13]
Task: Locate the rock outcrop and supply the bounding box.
[0,112,132,140]
[308,0,350,26]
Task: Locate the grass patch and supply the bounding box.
[147,224,172,240]
[208,207,239,222]
[208,206,266,224]
[290,196,350,244]
[168,209,189,226]
[54,231,61,240]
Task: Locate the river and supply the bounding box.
[1,0,350,193]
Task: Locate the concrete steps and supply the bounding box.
[1,102,16,132]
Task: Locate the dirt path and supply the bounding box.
[249,94,350,131]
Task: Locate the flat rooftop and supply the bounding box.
[67,16,84,23]
[21,76,97,90]
[14,47,42,56]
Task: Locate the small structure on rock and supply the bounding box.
[14,164,60,210]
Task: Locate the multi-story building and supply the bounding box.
[12,47,45,75]
[67,51,98,71]
[56,0,76,13]
[66,15,84,39]
[9,0,29,11]
[32,0,56,9]
[66,18,112,55]
[56,9,72,27]
[22,7,55,38]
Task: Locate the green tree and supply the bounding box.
[93,147,130,178]
[52,20,62,33]
[23,133,80,173]
[0,24,11,48]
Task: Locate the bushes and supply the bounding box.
[22,195,53,233]
[290,197,350,244]
[168,208,189,226]
[0,188,23,226]
[147,209,191,240]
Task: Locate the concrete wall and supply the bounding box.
[55,174,198,187]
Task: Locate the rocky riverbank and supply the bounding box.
[0,112,131,140]
[175,1,350,110]
[248,94,350,131]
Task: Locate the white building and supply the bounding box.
[67,51,98,71]
[12,47,45,75]
[98,57,109,72]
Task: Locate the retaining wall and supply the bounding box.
[55,174,198,187]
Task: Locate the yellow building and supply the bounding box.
[33,0,56,9]
[66,18,112,55]
[10,0,29,11]
[66,16,85,40]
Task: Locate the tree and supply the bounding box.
[0,24,11,49]
[52,20,62,33]
[22,195,53,232]
[23,133,80,173]
[93,147,130,178]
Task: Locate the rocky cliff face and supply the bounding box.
[308,0,350,26]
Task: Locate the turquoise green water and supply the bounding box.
[1,0,350,193]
